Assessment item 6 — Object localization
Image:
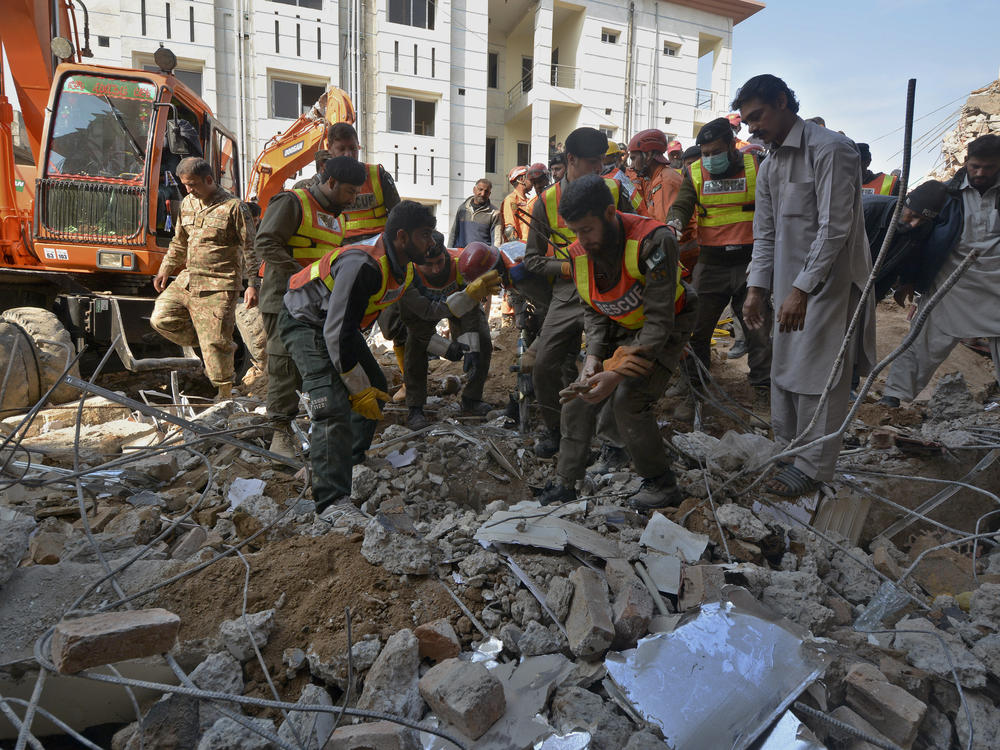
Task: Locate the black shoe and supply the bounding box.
[461,398,493,416]
[727,340,748,359]
[534,429,561,458]
[407,407,430,430]
[628,471,683,511]
[878,395,900,408]
[502,393,519,421]
[538,480,577,506]
[589,443,630,473]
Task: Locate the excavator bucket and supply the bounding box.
[321,87,356,126]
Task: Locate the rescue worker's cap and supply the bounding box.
[681,145,702,162]
[508,165,528,184]
[856,143,872,163]
[565,127,609,159]
[458,242,501,281]
[696,118,736,146]
[526,162,548,178]
[606,141,621,156]
[667,140,683,155]
[628,129,669,165]
[727,113,742,126]
[904,180,948,219]
[549,152,567,168]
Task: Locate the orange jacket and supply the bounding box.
[638,163,682,223]
[501,190,532,242]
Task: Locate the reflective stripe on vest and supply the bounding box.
[544,178,622,261]
[568,213,686,330]
[689,152,757,246]
[341,163,389,237]
[287,189,346,265]
[287,235,415,329]
[606,169,645,212]
[415,248,466,295]
[862,173,897,196]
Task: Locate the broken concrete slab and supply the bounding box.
[414,618,460,662]
[171,526,209,560]
[190,651,245,730]
[893,616,987,688]
[844,662,927,747]
[51,608,181,673]
[197,716,277,750]
[21,419,160,459]
[639,512,708,562]
[546,576,575,623]
[326,720,419,750]
[612,584,654,650]
[360,516,435,575]
[278,683,334,750]
[124,694,199,750]
[219,609,275,662]
[566,567,615,659]
[604,559,642,597]
[418,658,506,740]
[0,508,34,585]
[357,628,424,721]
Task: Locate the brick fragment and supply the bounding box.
[51,608,181,674]
[325,721,419,750]
[418,659,505,739]
[845,662,927,748]
[414,618,460,662]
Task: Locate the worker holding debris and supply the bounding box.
[524,127,642,460]
[666,117,772,393]
[736,74,875,497]
[537,174,695,509]
[255,156,369,457]
[398,233,496,429]
[278,202,426,512]
[151,157,258,402]
[326,122,402,241]
[881,134,1000,406]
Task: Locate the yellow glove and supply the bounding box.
[465,269,502,302]
[560,261,573,279]
[349,387,390,420]
[603,346,654,378]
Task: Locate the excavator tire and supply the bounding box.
[0,307,80,412]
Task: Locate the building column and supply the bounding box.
[530,0,554,164]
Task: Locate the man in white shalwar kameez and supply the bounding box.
[734,74,876,496]
[881,134,1000,404]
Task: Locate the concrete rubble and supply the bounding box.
[2,361,1000,749]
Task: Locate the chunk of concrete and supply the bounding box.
[278,683,334,750]
[829,706,895,750]
[678,564,726,611]
[612,583,654,649]
[845,662,927,747]
[171,526,209,560]
[418,658,506,740]
[715,503,770,543]
[128,452,179,482]
[360,517,434,575]
[325,720,419,750]
[125,695,199,750]
[197,717,276,750]
[972,633,1000,679]
[0,509,34,585]
[191,651,245,730]
[357,629,424,720]
[893,616,987,688]
[970,583,1000,629]
[517,620,565,656]
[219,609,275,662]
[414,618,460,662]
[566,567,614,659]
[546,575,575,623]
[29,531,64,565]
[51,608,180,673]
[955,690,1000,750]
[604,559,641,597]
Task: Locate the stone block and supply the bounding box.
[545,575,574,622]
[612,583,654,649]
[517,620,565,656]
[414,618,460,662]
[604,558,641,597]
[219,609,275,662]
[51,608,180,673]
[357,629,423,720]
[845,662,927,748]
[325,721,419,750]
[418,659,505,740]
[29,531,64,565]
[566,567,614,659]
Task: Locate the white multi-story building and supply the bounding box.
[80,0,763,232]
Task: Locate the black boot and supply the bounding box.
[407,407,430,430]
[588,443,630,473]
[534,428,561,458]
[538,480,577,506]
[628,470,683,511]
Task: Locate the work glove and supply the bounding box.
[603,346,654,378]
[349,387,390,421]
[444,341,468,362]
[465,270,502,301]
[560,261,573,280]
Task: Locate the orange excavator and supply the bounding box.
[1,0,245,409]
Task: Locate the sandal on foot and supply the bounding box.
[765,464,818,497]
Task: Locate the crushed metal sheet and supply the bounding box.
[757,710,827,750]
[533,729,592,749]
[476,502,619,559]
[638,512,708,562]
[604,591,830,750]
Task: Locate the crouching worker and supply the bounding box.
[400,234,500,429]
[277,201,436,514]
[539,175,697,510]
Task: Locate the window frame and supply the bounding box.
[600,29,619,44]
[485,136,497,174]
[270,76,327,120]
[388,0,435,30]
[663,42,680,57]
[388,94,436,137]
[487,51,499,89]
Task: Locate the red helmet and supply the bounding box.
[627,129,668,154]
[526,162,548,179]
[459,242,500,281]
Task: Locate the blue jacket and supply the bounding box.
[901,169,966,293]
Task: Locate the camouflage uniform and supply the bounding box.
[151,188,258,388]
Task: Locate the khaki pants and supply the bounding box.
[151,282,237,388]
[234,301,267,370]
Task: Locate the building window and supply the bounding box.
[663,42,679,57]
[388,0,435,30]
[394,41,399,72]
[598,125,616,139]
[98,35,110,47]
[317,26,322,58]
[165,2,172,39]
[271,78,327,119]
[273,0,322,8]
[485,136,497,173]
[389,95,435,136]
[274,20,280,53]
[143,64,203,96]
[516,141,530,166]
[189,6,195,42]
[601,29,618,44]
[487,52,499,89]
[141,0,146,35]
[296,23,301,56]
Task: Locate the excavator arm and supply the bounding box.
[247,85,355,211]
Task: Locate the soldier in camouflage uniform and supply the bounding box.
[152,157,259,400]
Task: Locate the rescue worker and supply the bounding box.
[538,175,696,509]
[450,179,502,247]
[326,122,401,241]
[549,152,567,184]
[255,156,369,457]
[527,163,550,198]
[151,157,258,401]
[628,129,682,223]
[666,117,772,391]
[501,166,532,241]
[523,127,641,459]
[293,149,331,190]
[667,141,684,170]
[858,143,900,197]
[400,233,496,428]
[235,201,267,387]
[602,141,622,175]
[603,142,646,212]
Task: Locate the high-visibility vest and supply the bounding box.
[341,163,390,238]
[567,213,686,330]
[689,152,758,247]
[287,235,414,329]
[604,169,646,214]
[862,172,897,197]
[287,188,346,266]
[415,249,466,296]
[543,177,625,261]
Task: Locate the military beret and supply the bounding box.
[696,118,735,146]
[565,127,609,159]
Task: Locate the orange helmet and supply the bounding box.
[459,242,500,281]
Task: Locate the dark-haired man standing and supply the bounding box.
[735,74,875,497]
[256,156,369,456]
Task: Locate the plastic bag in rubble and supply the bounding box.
[227,477,266,510]
[853,581,911,633]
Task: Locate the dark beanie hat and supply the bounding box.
[565,127,609,159]
[696,118,735,146]
[904,180,949,219]
[856,142,872,162]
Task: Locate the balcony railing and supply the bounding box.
[696,88,717,111]
[549,64,578,89]
[506,63,581,109]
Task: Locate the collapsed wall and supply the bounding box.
[932,79,1000,180]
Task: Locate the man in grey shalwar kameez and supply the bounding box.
[734,74,876,496]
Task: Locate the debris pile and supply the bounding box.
[932,78,1000,180]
